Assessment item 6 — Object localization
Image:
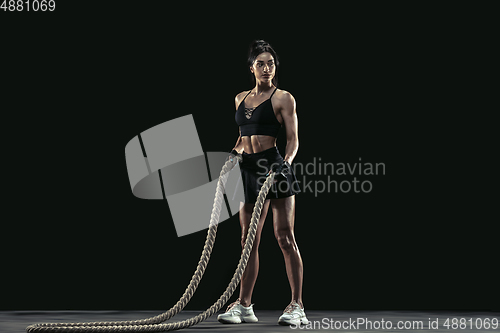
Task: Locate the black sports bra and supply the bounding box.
[235,87,282,137]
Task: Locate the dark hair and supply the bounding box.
[247,40,279,87]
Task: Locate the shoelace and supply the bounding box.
[225,298,241,312]
[284,302,300,314]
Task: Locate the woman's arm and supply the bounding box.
[279,92,299,165]
[232,92,247,154]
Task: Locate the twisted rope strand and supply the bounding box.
[27,155,276,332]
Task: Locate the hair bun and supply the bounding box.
[252,40,268,48]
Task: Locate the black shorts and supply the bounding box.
[240,146,300,204]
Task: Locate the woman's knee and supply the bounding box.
[239,201,268,251]
[275,229,296,252]
[241,230,260,251]
[241,232,247,249]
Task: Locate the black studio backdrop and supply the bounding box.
[2,4,495,312]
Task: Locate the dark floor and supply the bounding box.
[2,310,499,333]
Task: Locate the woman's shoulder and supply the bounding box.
[274,88,295,105]
[234,90,252,109]
[235,90,251,100]
[274,88,294,98]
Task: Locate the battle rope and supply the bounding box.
[27,154,277,332]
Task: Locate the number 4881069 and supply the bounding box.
[1,0,56,11]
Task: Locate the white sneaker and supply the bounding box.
[217,299,259,324]
[278,301,309,326]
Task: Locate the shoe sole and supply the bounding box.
[218,316,258,324]
[218,318,241,324]
[278,317,309,326]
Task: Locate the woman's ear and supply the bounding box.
[249,66,254,74]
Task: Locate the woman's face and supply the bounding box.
[250,52,276,84]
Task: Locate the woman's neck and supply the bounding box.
[254,81,275,95]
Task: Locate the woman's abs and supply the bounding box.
[241,135,277,154]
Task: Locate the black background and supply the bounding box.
[1,3,496,311]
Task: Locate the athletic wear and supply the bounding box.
[239,146,300,204]
[235,88,281,138]
[217,299,259,324]
[278,302,309,326]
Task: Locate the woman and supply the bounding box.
[217,40,308,326]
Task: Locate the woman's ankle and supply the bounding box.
[292,299,304,309]
[239,298,251,307]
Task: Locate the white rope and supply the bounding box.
[27,154,276,332]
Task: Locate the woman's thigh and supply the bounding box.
[239,200,270,246]
[271,196,296,244]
